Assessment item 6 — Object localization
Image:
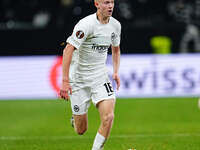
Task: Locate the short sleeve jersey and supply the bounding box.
[67,13,121,87]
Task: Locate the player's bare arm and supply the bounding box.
[112,46,120,90]
[59,43,75,100]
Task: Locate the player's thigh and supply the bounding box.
[70,87,91,115]
[97,99,115,120]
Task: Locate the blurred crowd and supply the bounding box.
[0,0,200,29]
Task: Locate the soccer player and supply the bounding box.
[59,0,121,149]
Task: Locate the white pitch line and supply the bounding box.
[0,133,200,141]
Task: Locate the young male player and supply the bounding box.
[59,0,121,149]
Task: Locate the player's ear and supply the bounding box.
[94,1,100,9]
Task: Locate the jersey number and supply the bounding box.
[104,82,113,95]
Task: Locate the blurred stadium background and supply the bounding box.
[0,0,200,150]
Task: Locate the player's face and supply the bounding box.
[96,0,114,17]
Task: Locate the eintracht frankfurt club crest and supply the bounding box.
[111,32,115,41]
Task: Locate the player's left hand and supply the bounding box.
[112,73,120,90]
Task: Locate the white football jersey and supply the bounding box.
[67,13,121,89]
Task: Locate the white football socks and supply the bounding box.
[91,132,106,150]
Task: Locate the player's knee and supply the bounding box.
[102,113,114,127]
[76,126,87,135]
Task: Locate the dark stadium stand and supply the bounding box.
[0,0,199,55]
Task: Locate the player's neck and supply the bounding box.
[96,11,110,24]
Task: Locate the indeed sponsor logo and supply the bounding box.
[92,44,110,53]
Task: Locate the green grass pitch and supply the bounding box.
[0,98,200,150]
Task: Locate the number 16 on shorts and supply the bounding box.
[104,82,114,96]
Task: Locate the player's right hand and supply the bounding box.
[59,82,72,100]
